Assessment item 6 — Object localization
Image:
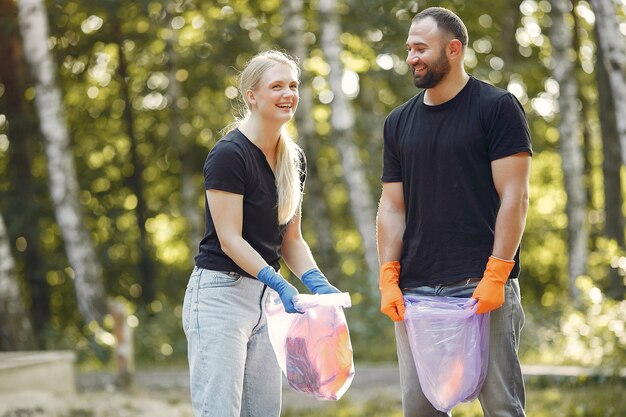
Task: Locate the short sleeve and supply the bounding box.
[486,93,533,161]
[203,140,246,194]
[381,114,403,183]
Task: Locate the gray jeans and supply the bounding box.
[182,267,282,417]
[395,279,526,417]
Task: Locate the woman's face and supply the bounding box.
[247,63,299,123]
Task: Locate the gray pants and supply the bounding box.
[395,279,526,417]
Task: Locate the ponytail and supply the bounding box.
[275,127,303,224]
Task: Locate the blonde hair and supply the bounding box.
[231,50,303,225]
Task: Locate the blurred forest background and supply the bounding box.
[0,0,625,379]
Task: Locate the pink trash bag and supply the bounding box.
[403,295,490,412]
[265,292,355,400]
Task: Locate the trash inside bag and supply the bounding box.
[403,295,490,412]
[266,292,355,400]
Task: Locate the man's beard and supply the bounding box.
[412,48,450,89]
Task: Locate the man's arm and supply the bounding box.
[472,152,530,314]
[376,181,407,321]
[491,153,531,259]
[376,182,406,264]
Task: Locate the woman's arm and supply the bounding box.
[281,205,317,277]
[282,205,341,294]
[208,188,303,312]
[206,189,268,277]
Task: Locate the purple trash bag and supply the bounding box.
[403,295,490,412]
[266,292,355,400]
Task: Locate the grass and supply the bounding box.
[281,381,626,417]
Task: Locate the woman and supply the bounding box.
[182,50,341,417]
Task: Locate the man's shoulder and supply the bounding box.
[470,76,516,104]
[387,92,423,121]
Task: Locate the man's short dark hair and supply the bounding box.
[412,7,468,48]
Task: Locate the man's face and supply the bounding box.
[405,17,451,89]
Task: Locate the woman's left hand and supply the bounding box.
[301,268,342,294]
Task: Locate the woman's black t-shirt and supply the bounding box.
[194,129,304,276]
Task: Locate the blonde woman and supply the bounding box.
[182,50,341,417]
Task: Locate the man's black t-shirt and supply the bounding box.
[194,129,304,276]
[382,76,532,288]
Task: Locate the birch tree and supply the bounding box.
[0,212,36,350]
[551,0,587,300]
[110,11,156,303]
[318,0,378,293]
[589,0,626,166]
[281,0,339,275]
[594,18,625,300]
[17,0,106,324]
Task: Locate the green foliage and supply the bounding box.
[522,275,626,370]
[0,0,624,371]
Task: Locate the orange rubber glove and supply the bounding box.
[379,261,405,322]
[472,256,515,314]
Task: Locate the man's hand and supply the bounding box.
[379,261,405,321]
[472,256,515,314]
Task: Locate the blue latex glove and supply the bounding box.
[301,268,341,294]
[257,266,302,313]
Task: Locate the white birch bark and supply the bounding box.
[589,0,626,166]
[0,212,36,349]
[318,0,378,293]
[551,0,587,300]
[17,0,106,323]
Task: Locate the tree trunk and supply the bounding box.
[108,299,134,389]
[281,0,340,277]
[164,5,203,258]
[500,0,522,84]
[111,13,156,303]
[17,0,106,324]
[318,0,378,294]
[571,2,596,246]
[0,212,36,350]
[551,0,587,300]
[594,17,626,300]
[589,0,626,166]
[0,0,49,345]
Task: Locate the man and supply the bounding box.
[376,7,531,417]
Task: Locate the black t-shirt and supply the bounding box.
[194,129,305,276]
[382,76,532,288]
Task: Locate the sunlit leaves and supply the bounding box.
[0,0,622,366]
[145,213,189,265]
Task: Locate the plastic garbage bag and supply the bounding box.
[266,292,355,400]
[403,295,490,412]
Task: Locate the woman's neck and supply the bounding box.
[239,118,281,161]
